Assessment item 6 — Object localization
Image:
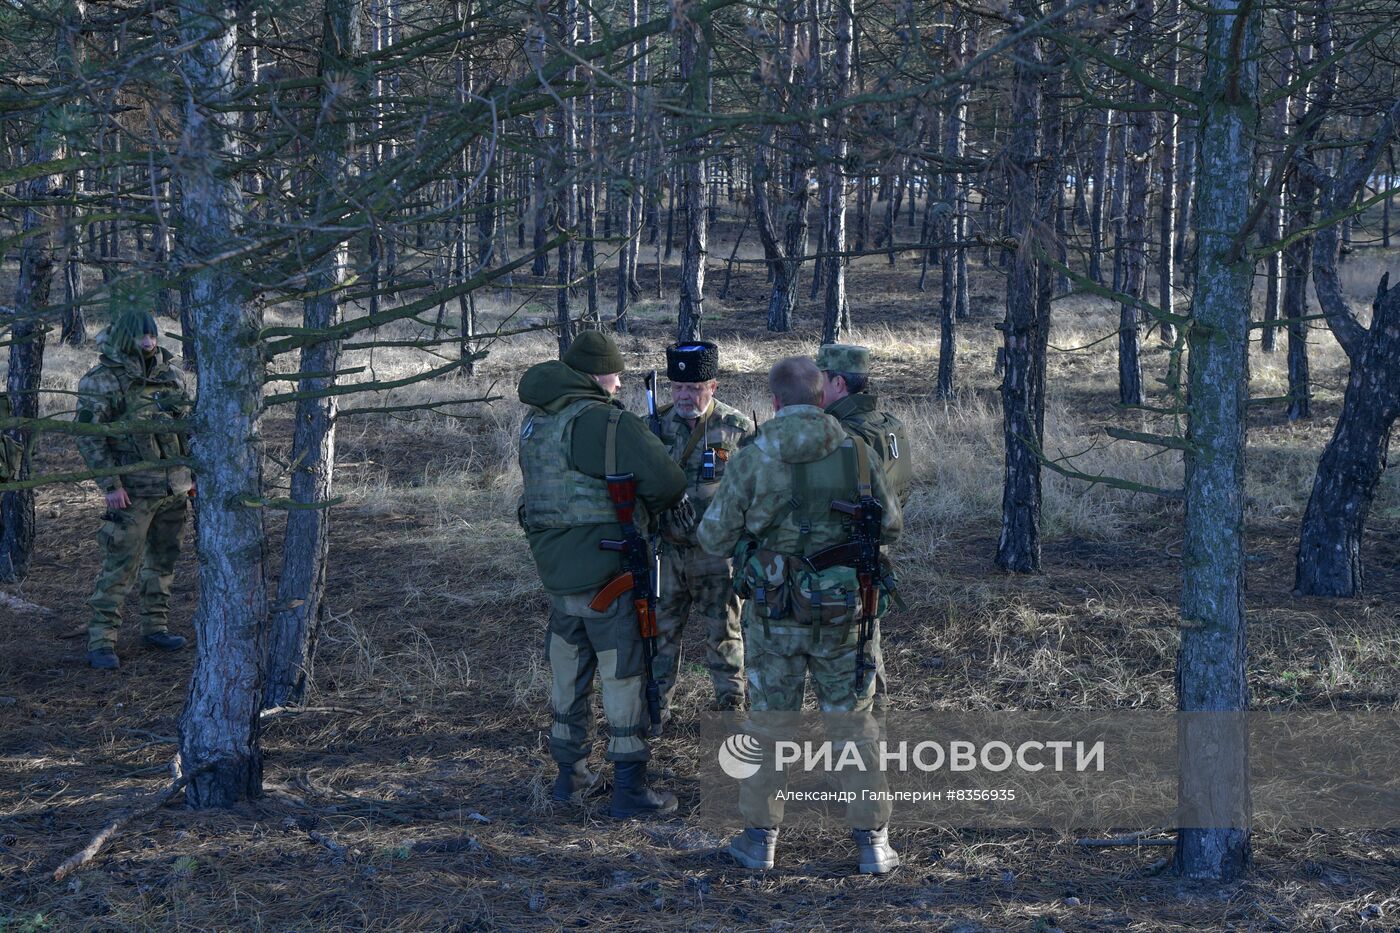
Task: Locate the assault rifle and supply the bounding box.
[592,473,664,729]
[803,494,884,692]
[644,370,662,439]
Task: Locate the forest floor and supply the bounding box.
[3,237,1400,931]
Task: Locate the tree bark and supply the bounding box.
[264,0,362,711]
[1174,0,1257,883]
[175,0,267,809]
[1118,0,1154,407]
[674,0,708,343]
[819,0,853,345]
[995,7,1045,574]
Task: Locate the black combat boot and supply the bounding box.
[143,631,187,651]
[608,761,677,818]
[88,647,119,670]
[550,760,601,803]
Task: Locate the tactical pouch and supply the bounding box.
[792,565,860,629]
[741,549,793,622]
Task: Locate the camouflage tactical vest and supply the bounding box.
[518,398,640,531]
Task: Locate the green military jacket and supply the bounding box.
[654,397,754,546]
[75,327,193,498]
[517,360,686,595]
[825,393,913,506]
[697,405,901,559]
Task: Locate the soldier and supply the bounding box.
[816,344,912,506]
[516,330,687,818]
[817,343,912,712]
[697,356,903,874]
[651,341,754,732]
[77,310,194,671]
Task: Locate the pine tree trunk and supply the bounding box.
[1156,0,1180,344]
[1174,0,1257,882]
[819,0,852,345]
[1118,0,1154,407]
[937,19,966,400]
[675,0,707,343]
[175,0,267,809]
[264,0,362,711]
[995,8,1044,574]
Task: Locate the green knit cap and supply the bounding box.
[562,330,625,375]
[815,343,870,375]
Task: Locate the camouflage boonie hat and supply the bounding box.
[815,343,870,375]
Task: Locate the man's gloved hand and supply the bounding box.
[663,494,698,539]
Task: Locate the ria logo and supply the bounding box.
[717,733,764,779]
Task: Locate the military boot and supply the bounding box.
[87,647,120,670]
[728,827,778,869]
[550,760,601,803]
[852,826,900,874]
[608,761,677,818]
[143,631,187,651]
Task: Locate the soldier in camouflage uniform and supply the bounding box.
[818,343,912,711]
[651,341,755,730]
[698,356,903,875]
[517,331,688,818]
[76,311,194,670]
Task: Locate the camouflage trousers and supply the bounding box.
[87,494,188,651]
[738,608,891,830]
[654,542,745,713]
[545,591,649,765]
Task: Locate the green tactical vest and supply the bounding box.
[760,438,866,558]
[518,398,638,531]
[842,408,912,505]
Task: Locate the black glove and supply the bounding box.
[663,494,698,538]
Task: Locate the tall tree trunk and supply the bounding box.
[1174,0,1257,882]
[1118,0,1154,407]
[819,0,853,345]
[995,7,1045,574]
[937,18,966,400]
[1294,99,1400,597]
[1,144,58,584]
[264,0,362,711]
[175,0,268,809]
[1156,0,1180,344]
[1261,11,1294,355]
[675,0,707,343]
[614,0,640,333]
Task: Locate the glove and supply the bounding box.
[663,494,698,539]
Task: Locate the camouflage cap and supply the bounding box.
[815,343,870,375]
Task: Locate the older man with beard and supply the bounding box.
[649,341,755,733]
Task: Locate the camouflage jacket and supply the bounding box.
[697,405,901,561]
[75,327,193,498]
[655,397,754,546]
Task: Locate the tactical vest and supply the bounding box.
[761,439,865,558]
[112,378,189,468]
[842,407,912,505]
[518,398,642,531]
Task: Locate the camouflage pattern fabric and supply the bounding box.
[654,542,744,711]
[75,326,193,498]
[652,397,754,711]
[87,493,188,650]
[545,591,649,764]
[696,405,901,828]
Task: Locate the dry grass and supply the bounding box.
[2,231,1399,931]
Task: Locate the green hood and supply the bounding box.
[752,405,848,464]
[518,359,616,413]
[95,325,178,381]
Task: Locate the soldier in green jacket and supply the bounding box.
[517,331,687,817]
[76,311,193,671]
[651,341,755,732]
[817,343,912,712]
[698,356,903,875]
[816,344,912,506]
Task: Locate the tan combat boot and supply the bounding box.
[728,827,778,869]
[852,826,900,874]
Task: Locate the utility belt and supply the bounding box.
[732,545,896,639]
